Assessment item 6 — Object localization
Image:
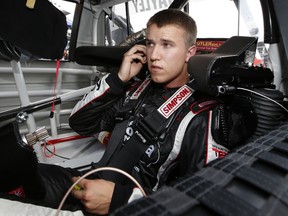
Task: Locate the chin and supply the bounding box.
[152,78,172,88]
[151,76,165,84]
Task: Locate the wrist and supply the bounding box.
[106,73,127,94]
[118,73,130,83]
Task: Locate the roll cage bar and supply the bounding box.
[68,0,283,63]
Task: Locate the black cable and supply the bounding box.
[43,142,71,160]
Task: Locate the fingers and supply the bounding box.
[70,178,114,215]
[71,177,86,199]
[71,186,86,200]
[125,45,147,64]
[126,44,146,55]
[72,176,82,188]
[118,44,147,82]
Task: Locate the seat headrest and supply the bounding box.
[188,36,274,96]
[75,46,130,66]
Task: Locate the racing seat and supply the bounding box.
[112,37,288,216]
[188,36,284,138]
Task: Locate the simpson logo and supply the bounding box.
[158,85,194,118]
[130,78,151,100]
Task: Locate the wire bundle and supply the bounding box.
[238,87,285,136]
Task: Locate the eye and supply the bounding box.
[163,42,172,48]
[146,40,154,47]
[163,42,169,47]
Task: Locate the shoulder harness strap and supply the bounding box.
[115,77,152,122]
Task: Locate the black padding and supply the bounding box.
[114,197,171,216]
[0,39,21,61]
[150,187,199,215]
[111,122,288,216]
[0,122,44,198]
[213,36,257,55]
[235,166,285,200]
[74,46,130,66]
[188,36,274,96]
[0,0,67,60]
[213,158,242,173]
[274,140,288,153]
[177,175,259,216]
[257,151,288,172]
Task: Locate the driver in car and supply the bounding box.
[0,9,255,215]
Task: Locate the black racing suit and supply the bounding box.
[67,72,256,212]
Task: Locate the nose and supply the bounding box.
[150,45,160,61]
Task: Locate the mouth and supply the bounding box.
[150,64,162,72]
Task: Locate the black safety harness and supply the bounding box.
[94,77,219,183]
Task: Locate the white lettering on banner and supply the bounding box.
[158,85,194,118]
[132,0,173,13]
[130,78,151,100]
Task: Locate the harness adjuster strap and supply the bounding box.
[115,108,135,122]
[134,109,167,143]
[134,119,157,144]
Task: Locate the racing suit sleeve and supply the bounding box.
[70,73,144,213]
[69,72,128,136]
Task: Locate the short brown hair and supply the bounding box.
[147,9,197,47]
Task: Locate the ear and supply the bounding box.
[185,45,197,62]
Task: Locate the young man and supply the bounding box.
[68,9,199,215]
[68,9,251,215]
[0,9,254,216]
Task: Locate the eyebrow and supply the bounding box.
[161,38,174,44]
[146,38,175,44]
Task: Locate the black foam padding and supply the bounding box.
[0,0,67,59]
[75,46,130,66]
[112,122,288,216]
